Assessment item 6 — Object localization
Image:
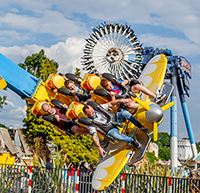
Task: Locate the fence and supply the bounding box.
[0,164,200,193]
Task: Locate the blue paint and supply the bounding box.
[170,96,177,138]
[181,102,195,144]
[0,53,40,99]
[177,75,196,146]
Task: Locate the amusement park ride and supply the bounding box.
[0,22,196,191]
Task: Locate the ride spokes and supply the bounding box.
[82,22,144,79]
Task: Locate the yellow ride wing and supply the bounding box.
[138,54,167,101]
[92,143,131,191]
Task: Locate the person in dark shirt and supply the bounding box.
[46,158,52,170]
[42,103,90,135]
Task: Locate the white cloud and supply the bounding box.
[1,1,200,48]
[8,7,19,13]
[1,0,52,14]
[140,33,200,57]
[0,37,86,74]
[45,37,85,74]
[0,11,87,37]
[0,90,26,128]
[0,30,30,44]
[0,44,45,64]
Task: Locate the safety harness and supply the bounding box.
[78,101,123,134]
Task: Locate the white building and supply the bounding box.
[177,139,193,162]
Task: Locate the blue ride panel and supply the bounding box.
[0,53,40,99]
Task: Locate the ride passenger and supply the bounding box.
[64,79,91,102]
[100,78,165,106]
[82,99,146,159]
[41,103,90,135]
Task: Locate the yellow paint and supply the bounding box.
[31,100,48,116]
[135,101,154,132]
[0,153,15,165]
[144,54,167,94]
[95,148,131,190]
[153,122,158,141]
[30,74,76,116]
[134,97,151,111]
[45,74,65,89]
[161,101,175,112]
[81,74,103,91]
[90,55,173,191]
[0,75,7,89]
[66,101,86,119]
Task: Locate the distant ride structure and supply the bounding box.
[82,22,143,79]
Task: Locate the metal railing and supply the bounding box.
[0,164,199,193]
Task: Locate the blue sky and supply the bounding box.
[0,0,200,141]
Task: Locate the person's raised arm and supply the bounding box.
[92,132,105,159]
[62,104,69,109]
[106,98,127,108]
[71,90,80,102]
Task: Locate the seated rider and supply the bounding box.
[82,99,145,159]
[42,102,90,135]
[64,79,91,102]
[100,78,165,108]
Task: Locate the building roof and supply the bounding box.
[0,127,33,157]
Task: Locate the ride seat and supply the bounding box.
[81,74,103,91]
[66,101,86,120]
[45,73,65,90]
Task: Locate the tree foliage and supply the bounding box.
[146,152,158,164]
[50,134,99,166]
[150,132,171,161]
[0,96,7,113]
[0,123,8,128]
[149,132,200,162]
[40,59,58,81]
[196,142,200,153]
[18,49,58,77]
[74,68,82,79]
[0,93,7,126]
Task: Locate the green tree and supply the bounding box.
[40,59,57,80]
[50,134,99,166]
[0,94,7,127]
[150,132,171,161]
[158,147,171,161]
[18,49,59,77]
[0,96,7,112]
[74,68,82,79]
[196,142,200,153]
[0,123,8,128]
[146,152,158,164]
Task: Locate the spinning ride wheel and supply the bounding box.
[82,22,144,79]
